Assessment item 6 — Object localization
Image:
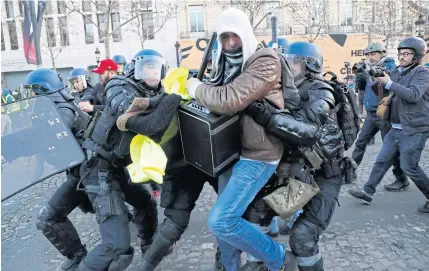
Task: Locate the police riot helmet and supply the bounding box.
[24,68,65,95]
[133,49,166,88]
[268,38,289,56]
[286,41,323,74]
[398,37,427,60]
[112,55,127,65]
[365,42,386,55]
[112,55,127,74]
[68,68,88,92]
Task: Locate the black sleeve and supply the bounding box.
[58,108,77,132]
[80,87,96,104]
[93,104,106,111]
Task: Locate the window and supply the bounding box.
[45,0,53,15]
[58,17,69,46]
[141,12,154,40]
[57,1,67,14]
[83,15,94,44]
[189,5,205,33]
[111,12,121,42]
[46,18,56,47]
[7,21,19,50]
[82,1,92,12]
[5,1,15,18]
[1,25,5,51]
[140,0,152,10]
[97,14,105,43]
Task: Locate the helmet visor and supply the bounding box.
[285,54,307,78]
[134,55,166,87]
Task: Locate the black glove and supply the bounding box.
[246,99,278,127]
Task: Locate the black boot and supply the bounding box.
[298,257,324,271]
[418,201,429,214]
[214,246,225,271]
[141,243,173,258]
[240,261,268,271]
[138,219,182,271]
[384,177,410,192]
[60,246,87,271]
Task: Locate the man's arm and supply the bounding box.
[195,54,281,115]
[387,68,429,103]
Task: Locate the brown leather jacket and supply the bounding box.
[195,48,284,162]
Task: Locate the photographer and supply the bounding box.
[350,42,407,188]
[349,37,429,213]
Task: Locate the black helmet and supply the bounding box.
[398,37,427,60]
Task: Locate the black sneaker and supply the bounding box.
[384,179,410,192]
[348,188,372,204]
[239,261,268,271]
[266,230,279,238]
[279,225,292,235]
[418,201,429,214]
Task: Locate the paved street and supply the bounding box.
[2,135,429,271]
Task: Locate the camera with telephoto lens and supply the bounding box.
[368,66,386,78]
[352,61,367,73]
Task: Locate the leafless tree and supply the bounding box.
[212,0,285,28]
[65,0,174,58]
[125,0,177,49]
[284,0,330,43]
[356,0,421,46]
[39,17,64,71]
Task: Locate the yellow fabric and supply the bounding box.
[127,135,167,184]
[128,67,193,185]
[162,67,191,100]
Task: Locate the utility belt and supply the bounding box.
[82,140,130,169]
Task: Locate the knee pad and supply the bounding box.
[159,217,184,243]
[289,220,321,257]
[37,204,83,258]
[164,208,191,232]
[36,204,57,231]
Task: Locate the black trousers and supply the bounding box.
[78,156,157,270]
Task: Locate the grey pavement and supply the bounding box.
[2,134,429,271]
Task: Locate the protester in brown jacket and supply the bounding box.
[186,8,289,271]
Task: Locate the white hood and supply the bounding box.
[214,8,258,71]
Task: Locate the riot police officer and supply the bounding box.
[248,41,346,271]
[26,69,91,271]
[78,51,175,271]
[67,68,105,114]
[112,54,127,75]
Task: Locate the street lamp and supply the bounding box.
[174,41,181,67]
[415,14,426,38]
[94,47,101,64]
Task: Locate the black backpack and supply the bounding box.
[322,71,360,151]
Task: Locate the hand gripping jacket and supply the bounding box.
[82,76,146,164]
[263,79,335,147]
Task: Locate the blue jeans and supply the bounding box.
[364,129,429,198]
[208,159,286,271]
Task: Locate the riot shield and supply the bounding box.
[1,96,85,201]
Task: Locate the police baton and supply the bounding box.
[197,32,217,81]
